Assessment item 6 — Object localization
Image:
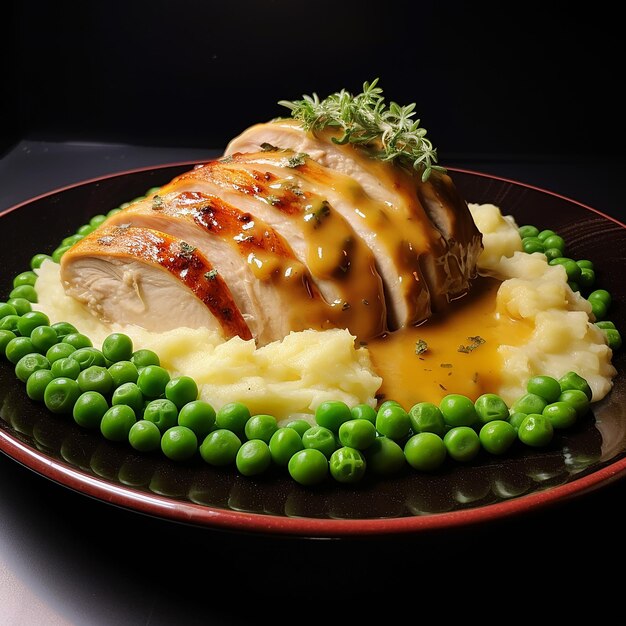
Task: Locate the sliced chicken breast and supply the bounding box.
[60,224,252,340]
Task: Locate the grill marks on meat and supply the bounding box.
[60,120,482,345]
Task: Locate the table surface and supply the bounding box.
[1,140,625,624]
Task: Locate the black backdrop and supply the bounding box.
[5,0,625,161]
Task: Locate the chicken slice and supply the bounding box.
[60,224,252,340]
[104,190,342,345]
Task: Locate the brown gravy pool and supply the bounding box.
[366,275,532,409]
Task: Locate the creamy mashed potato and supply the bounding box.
[469,203,616,404]
[33,202,617,417]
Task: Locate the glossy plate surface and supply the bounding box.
[1,164,625,537]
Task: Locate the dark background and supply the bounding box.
[4,0,625,161]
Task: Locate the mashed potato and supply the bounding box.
[469,203,616,404]
[33,202,617,418]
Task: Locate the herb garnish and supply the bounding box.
[278,78,445,182]
[205,269,218,280]
[458,336,486,353]
[179,242,196,259]
[152,195,164,210]
[415,339,428,356]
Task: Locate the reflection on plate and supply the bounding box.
[1,165,625,537]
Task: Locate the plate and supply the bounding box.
[1,163,625,538]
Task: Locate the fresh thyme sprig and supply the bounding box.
[278,78,445,182]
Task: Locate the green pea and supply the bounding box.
[131,348,160,368]
[30,253,52,269]
[50,356,81,379]
[199,429,242,466]
[0,329,16,357]
[588,289,611,308]
[46,342,76,363]
[526,375,562,403]
[315,400,352,432]
[537,229,556,242]
[236,439,272,476]
[439,394,478,427]
[350,403,377,424]
[479,420,517,455]
[568,280,580,293]
[44,377,82,414]
[164,375,198,409]
[30,325,59,353]
[518,225,539,239]
[111,382,144,415]
[244,414,278,443]
[409,401,446,436]
[364,437,406,476]
[543,401,577,429]
[5,336,36,364]
[61,233,83,247]
[215,401,250,437]
[512,392,547,415]
[177,400,216,439]
[0,302,17,319]
[9,285,38,303]
[7,297,32,315]
[474,393,509,424]
[50,321,78,340]
[143,398,179,433]
[15,352,50,383]
[522,237,544,254]
[285,418,312,437]
[301,425,337,459]
[578,267,596,289]
[558,371,592,400]
[288,448,329,485]
[376,404,411,439]
[137,365,170,398]
[161,425,198,461]
[128,420,162,452]
[543,247,564,262]
[71,347,106,370]
[549,257,582,282]
[517,414,554,447]
[16,311,49,337]
[329,446,366,483]
[62,332,93,349]
[558,389,590,418]
[443,426,481,462]
[338,418,377,450]
[508,411,528,430]
[100,404,137,441]
[604,328,622,351]
[77,365,114,395]
[404,432,447,471]
[0,315,20,334]
[13,271,38,288]
[589,298,607,320]
[25,369,55,401]
[89,214,108,228]
[108,360,139,386]
[595,321,616,330]
[101,332,134,362]
[542,234,565,251]
[268,427,303,466]
[73,391,109,429]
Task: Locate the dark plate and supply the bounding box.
[1,164,625,538]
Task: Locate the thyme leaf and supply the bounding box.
[458,336,486,353]
[415,339,428,355]
[278,78,445,182]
